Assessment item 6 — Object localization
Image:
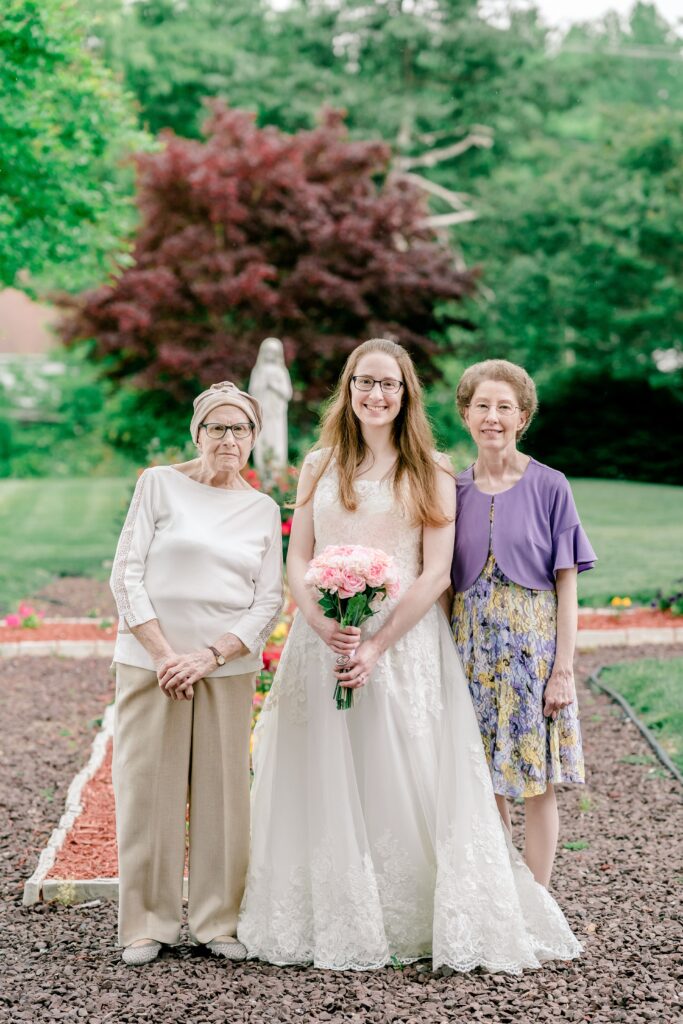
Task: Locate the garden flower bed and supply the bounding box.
[576,608,680,629]
[0,621,116,643]
[1,605,680,645]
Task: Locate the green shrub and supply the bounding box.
[528,369,683,485]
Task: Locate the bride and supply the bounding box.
[238,338,581,971]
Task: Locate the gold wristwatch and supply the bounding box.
[209,645,226,667]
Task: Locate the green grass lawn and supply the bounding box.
[600,657,683,774]
[0,474,680,614]
[571,478,683,606]
[0,476,134,614]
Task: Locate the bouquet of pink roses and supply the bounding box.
[304,545,400,710]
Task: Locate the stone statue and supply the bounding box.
[248,337,292,479]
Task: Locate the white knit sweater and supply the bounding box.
[110,466,283,676]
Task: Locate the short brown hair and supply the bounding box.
[456,359,538,437]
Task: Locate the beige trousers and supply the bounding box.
[112,663,255,947]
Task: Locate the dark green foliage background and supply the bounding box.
[528,371,683,486]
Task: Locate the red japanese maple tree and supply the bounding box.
[62,103,475,404]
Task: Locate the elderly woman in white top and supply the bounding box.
[110,381,283,966]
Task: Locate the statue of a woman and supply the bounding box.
[248,337,292,479]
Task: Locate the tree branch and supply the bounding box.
[395,171,471,210]
[395,132,493,170]
[419,211,479,228]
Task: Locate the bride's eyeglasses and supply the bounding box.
[351,376,404,395]
[200,422,253,440]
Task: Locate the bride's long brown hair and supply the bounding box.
[299,339,452,527]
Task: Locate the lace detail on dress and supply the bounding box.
[433,815,582,973]
[240,829,436,970]
[240,836,389,970]
[373,830,433,957]
[257,610,315,723]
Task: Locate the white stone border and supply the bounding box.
[576,627,683,649]
[22,702,115,906]
[40,877,190,905]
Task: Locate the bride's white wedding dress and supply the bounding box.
[238,452,582,971]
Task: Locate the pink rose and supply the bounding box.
[365,561,387,586]
[319,567,341,593]
[337,572,365,599]
[5,614,21,627]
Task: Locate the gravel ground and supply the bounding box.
[0,647,681,1024]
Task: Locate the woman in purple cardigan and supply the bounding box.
[450,359,596,888]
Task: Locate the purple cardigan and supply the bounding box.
[451,458,597,592]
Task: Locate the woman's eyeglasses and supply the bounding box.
[351,376,404,395]
[201,422,253,440]
[468,402,519,418]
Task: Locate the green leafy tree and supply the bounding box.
[93,0,291,138]
[447,3,683,389]
[561,2,683,111]
[0,0,150,292]
[94,0,567,155]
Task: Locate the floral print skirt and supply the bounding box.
[452,553,585,799]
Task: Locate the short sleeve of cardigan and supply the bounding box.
[550,475,597,575]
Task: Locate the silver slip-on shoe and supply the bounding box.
[205,938,247,961]
[121,940,162,966]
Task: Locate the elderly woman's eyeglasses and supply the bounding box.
[469,402,520,418]
[351,376,404,395]
[201,422,253,440]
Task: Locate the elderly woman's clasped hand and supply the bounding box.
[157,649,217,700]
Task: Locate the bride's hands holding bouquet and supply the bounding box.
[333,636,382,689]
[312,616,361,656]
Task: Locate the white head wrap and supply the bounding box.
[190,381,263,444]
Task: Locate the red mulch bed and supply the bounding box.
[48,744,118,880]
[577,609,679,629]
[0,609,678,645]
[0,623,117,643]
